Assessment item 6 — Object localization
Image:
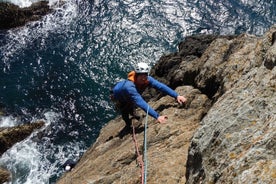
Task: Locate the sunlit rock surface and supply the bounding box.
[186,26,276,184]
[57,25,276,183]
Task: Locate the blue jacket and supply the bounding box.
[113,71,178,119]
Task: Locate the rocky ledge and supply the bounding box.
[0,1,52,30]
[57,26,276,183]
[0,121,45,156]
[0,121,45,183]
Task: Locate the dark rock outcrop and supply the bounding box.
[57,25,276,183]
[0,1,52,30]
[0,120,45,184]
[264,31,276,69]
[0,167,10,184]
[0,121,45,156]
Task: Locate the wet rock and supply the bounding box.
[0,121,45,156]
[0,1,52,30]
[0,167,10,184]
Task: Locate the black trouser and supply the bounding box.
[120,102,135,128]
[110,93,135,127]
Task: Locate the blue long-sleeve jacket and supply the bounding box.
[113,72,178,119]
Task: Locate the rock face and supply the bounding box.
[57,25,276,184]
[58,85,211,184]
[0,1,52,30]
[185,28,276,183]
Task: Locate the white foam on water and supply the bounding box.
[1,0,78,69]
[0,116,20,127]
[0,110,84,184]
[1,141,46,184]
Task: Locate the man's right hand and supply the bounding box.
[157,115,168,124]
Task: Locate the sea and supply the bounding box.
[0,0,275,183]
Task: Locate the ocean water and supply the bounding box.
[0,0,275,183]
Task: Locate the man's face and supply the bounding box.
[136,73,148,85]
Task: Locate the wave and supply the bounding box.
[0,111,85,184]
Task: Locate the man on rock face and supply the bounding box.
[112,62,187,137]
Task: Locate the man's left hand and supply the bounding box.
[177,95,187,104]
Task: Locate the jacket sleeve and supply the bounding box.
[148,76,178,98]
[126,84,159,119]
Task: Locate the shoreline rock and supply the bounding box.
[0,120,45,184]
[0,1,52,30]
[0,120,45,156]
[0,167,10,184]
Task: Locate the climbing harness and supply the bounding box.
[132,105,149,184]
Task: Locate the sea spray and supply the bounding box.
[0,111,85,184]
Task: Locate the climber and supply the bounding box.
[111,62,187,137]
